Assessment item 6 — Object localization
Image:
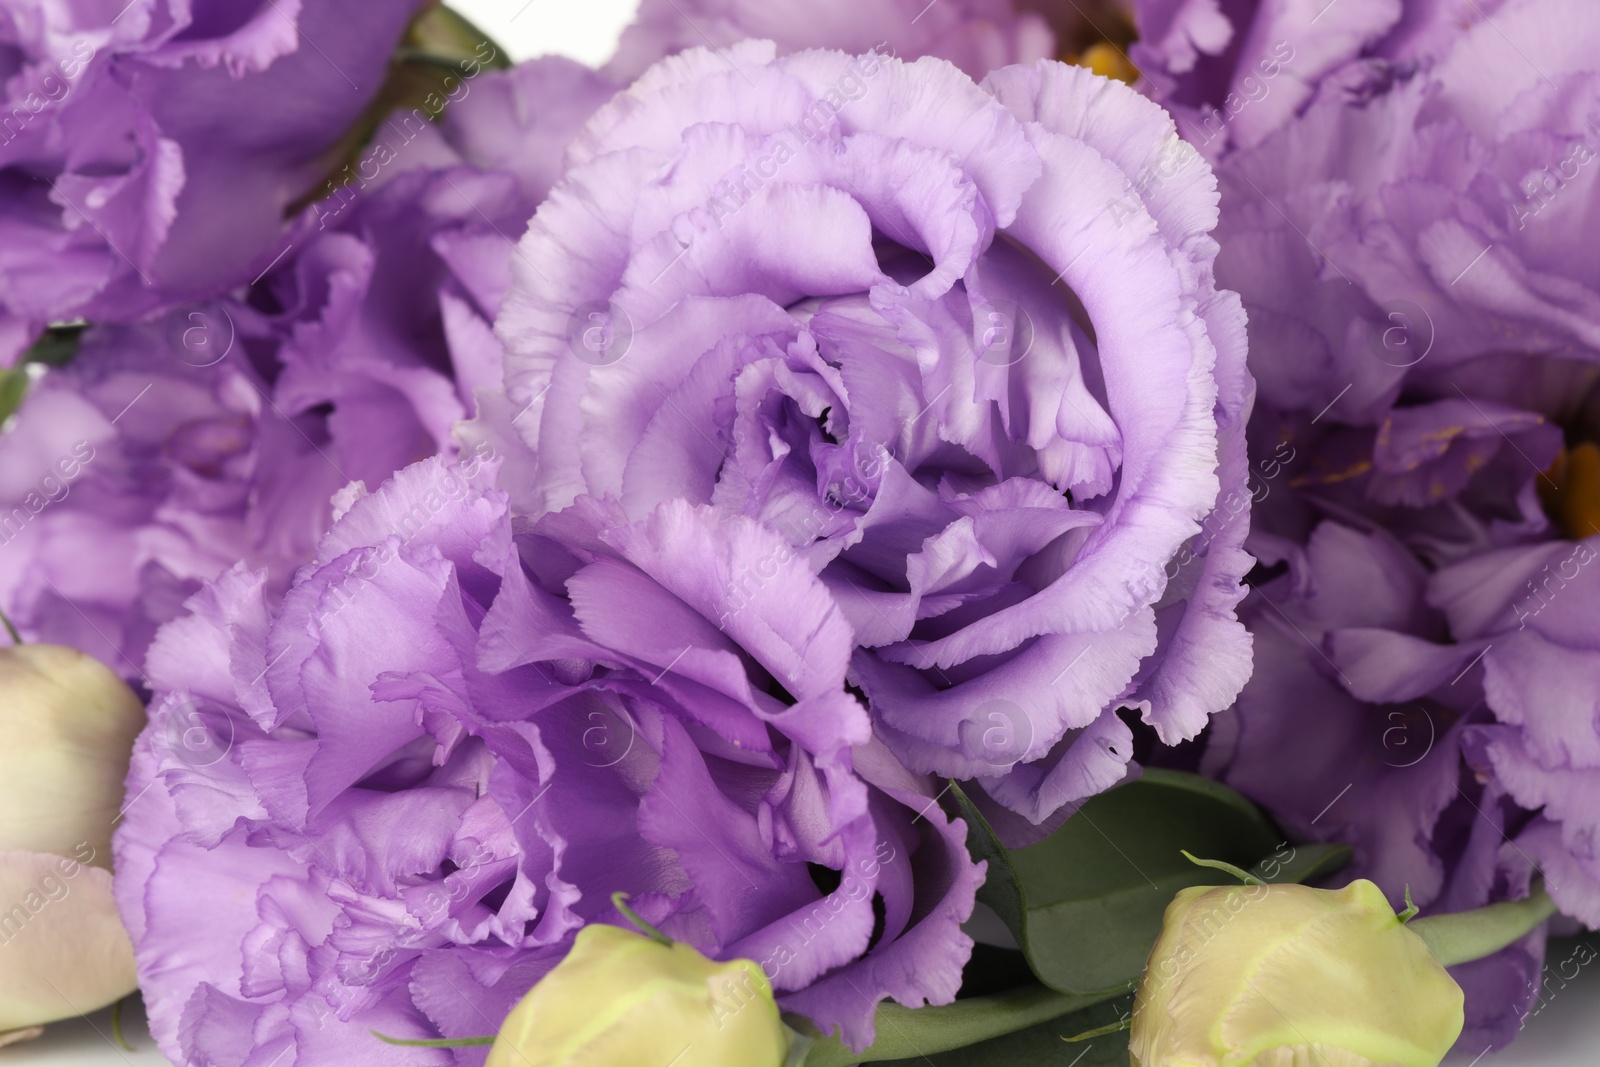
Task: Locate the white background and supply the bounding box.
[16,4,1596,1064]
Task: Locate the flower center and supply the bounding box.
[164,414,253,478]
[1541,442,1600,540]
[1036,0,1140,82]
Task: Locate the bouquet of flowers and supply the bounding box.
[0,0,1591,1064]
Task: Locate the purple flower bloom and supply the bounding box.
[1128,0,1497,156]
[0,0,428,342]
[1203,519,1550,1049]
[115,456,982,1063]
[607,0,1054,82]
[1432,538,1600,930]
[1132,0,1600,1045]
[479,44,1255,827]
[0,52,617,676]
[0,310,336,674]
[1182,0,1600,443]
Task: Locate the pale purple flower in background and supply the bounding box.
[606,0,1054,82]
[0,0,430,353]
[1138,0,1600,454]
[0,49,618,677]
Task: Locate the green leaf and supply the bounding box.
[953,770,1349,995]
[0,368,30,428]
[0,323,88,427]
[1254,841,1353,886]
[869,994,1136,1067]
[22,323,85,368]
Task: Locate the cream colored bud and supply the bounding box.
[1131,879,1465,1067]
[487,924,788,1067]
[0,645,144,866]
[0,849,138,1032]
[0,645,143,1039]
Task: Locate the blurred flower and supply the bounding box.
[1126,0,1497,157]
[486,924,786,1067]
[1016,0,1138,75]
[0,644,141,1038]
[0,0,428,347]
[115,456,981,1066]
[606,0,1053,82]
[1432,535,1600,931]
[478,44,1255,827]
[1131,879,1464,1067]
[0,44,617,677]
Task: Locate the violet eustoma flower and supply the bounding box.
[0,0,427,344]
[1206,521,1550,1049]
[115,457,982,1065]
[0,51,617,676]
[1128,0,1497,157]
[480,44,1255,826]
[1131,0,1600,1045]
[1179,0,1600,926]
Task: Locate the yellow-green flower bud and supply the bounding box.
[0,644,145,866]
[1130,879,1464,1067]
[487,924,788,1067]
[0,645,143,1039]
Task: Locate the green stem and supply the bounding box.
[801,984,1126,1067]
[611,891,673,946]
[371,1030,496,1048]
[1062,1016,1132,1043]
[1181,850,1264,886]
[1410,886,1558,968]
[0,606,21,646]
[110,996,134,1052]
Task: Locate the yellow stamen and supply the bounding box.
[1074,42,1140,83]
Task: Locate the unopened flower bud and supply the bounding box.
[487,924,787,1067]
[0,850,137,1033]
[1131,879,1464,1067]
[0,645,145,865]
[0,645,143,1037]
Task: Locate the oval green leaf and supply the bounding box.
[953,770,1351,995]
